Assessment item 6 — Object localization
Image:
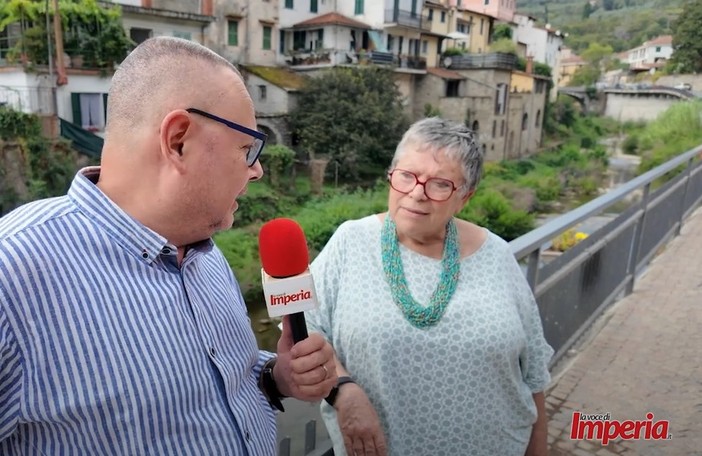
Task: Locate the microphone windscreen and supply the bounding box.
[258,218,310,278]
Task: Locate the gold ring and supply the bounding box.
[321,364,329,379]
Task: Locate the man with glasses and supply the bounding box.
[0,37,336,455]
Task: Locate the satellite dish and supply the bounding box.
[443,57,453,68]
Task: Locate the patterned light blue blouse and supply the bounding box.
[306,215,554,456]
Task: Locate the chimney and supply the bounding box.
[526,55,534,74]
[201,0,213,16]
[142,0,152,8]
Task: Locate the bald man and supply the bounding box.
[0,37,337,455]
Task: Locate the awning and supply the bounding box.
[368,30,386,52]
[60,117,103,158]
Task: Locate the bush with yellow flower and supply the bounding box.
[551,229,589,252]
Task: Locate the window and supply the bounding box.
[0,23,21,60]
[501,120,505,136]
[355,0,364,15]
[293,31,306,50]
[458,0,462,5]
[522,113,528,131]
[313,29,324,50]
[279,30,285,53]
[441,11,446,23]
[655,46,661,52]
[484,0,489,4]
[387,34,394,52]
[535,110,541,127]
[173,31,191,40]
[130,28,152,45]
[71,93,107,131]
[492,120,496,138]
[263,26,272,50]
[285,0,293,8]
[311,0,317,13]
[494,83,507,115]
[428,9,433,21]
[411,0,417,16]
[259,85,267,101]
[421,40,428,54]
[472,120,479,133]
[228,21,238,46]
[446,80,459,97]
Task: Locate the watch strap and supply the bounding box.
[324,376,356,407]
[259,358,286,412]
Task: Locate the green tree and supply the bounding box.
[290,67,408,182]
[492,23,512,41]
[582,1,594,18]
[568,42,614,86]
[669,0,702,73]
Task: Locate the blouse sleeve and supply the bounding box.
[306,222,350,343]
[506,248,554,393]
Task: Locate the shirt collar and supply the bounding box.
[67,167,213,264]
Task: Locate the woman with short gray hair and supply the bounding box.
[307,117,553,455]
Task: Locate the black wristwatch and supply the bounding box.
[324,376,356,407]
[259,358,286,412]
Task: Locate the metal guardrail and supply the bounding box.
[278,419,333,456]
[511,145,702,367]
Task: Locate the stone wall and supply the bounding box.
[0,140,30,214]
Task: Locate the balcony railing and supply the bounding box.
[0,85,56,115]
[420,14,432,31]
[444,52,518,70]
[384,8,422,29]
[398,54,427,70]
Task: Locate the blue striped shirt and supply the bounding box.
[0,167,277,455]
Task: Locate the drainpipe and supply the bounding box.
[52,0,67,86]
[245,0,251,64]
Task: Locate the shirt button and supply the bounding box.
[209,347,216,358]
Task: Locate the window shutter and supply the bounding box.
[71,93,82,126]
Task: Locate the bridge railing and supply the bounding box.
[511,144,702,367]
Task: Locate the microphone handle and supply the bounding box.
[290,312,308,343]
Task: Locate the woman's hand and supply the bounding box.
[335,384,388,456]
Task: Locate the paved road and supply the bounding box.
[546,207,702,455]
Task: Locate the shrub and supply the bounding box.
[622,135,639,155]
[551,229,588,252]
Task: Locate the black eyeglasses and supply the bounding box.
[186,108,267,167]
[388,169,461,202]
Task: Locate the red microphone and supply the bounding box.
[258,218,318,343]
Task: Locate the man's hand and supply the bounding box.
[273,315,337,401]
[335,384,388,456]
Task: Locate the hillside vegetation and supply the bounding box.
[516,0,686,53]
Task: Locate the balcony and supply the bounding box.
[443,52,518,71]
[397,54,427,70]
[384,9,422,29]
[286,49,335,67]
[420,15,432,31]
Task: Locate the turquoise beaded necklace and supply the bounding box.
[381,215,461,329]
